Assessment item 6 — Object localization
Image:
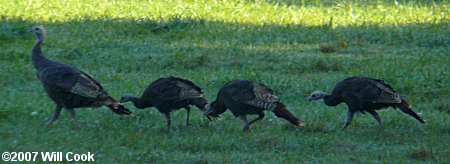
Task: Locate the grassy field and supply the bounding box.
[0,0,449,163]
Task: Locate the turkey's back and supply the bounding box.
[334,77,401,112]
[217,80,271,116]
[36,61,106,108]
[140,77,204,111]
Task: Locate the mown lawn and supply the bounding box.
[0,0,449,163]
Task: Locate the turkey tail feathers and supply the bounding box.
[192,98,220,119]
[397,99,426,124]
[103,96,132,115]
[272,102,303,126]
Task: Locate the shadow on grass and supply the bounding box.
[1,16,448,49]
[1,16,447,83]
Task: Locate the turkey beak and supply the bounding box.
[204,110,212,116]
[308,98,312,104]
[202,108,212,121]
[203,104,211,116]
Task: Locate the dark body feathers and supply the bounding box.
[30,26,131,128]
[318,76,425,130]
[206,80,302,131]
[38,63,117,109]
[120,76,215,130]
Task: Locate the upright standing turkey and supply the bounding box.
[120,76,218,131]
[30,25,131,128]
[204,80,303,132]
[308,76,426,130]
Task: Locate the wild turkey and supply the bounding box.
[204,80,303,132]
[308,76,426,130]
[119,76,219,131]
[29,25,131,128]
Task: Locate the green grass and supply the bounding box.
[0,0,449,163]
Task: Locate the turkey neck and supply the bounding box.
[31,34,49,69]
[130,96,150,109]
[323,94,342,106]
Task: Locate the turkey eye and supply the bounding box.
[35,27,39,31]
